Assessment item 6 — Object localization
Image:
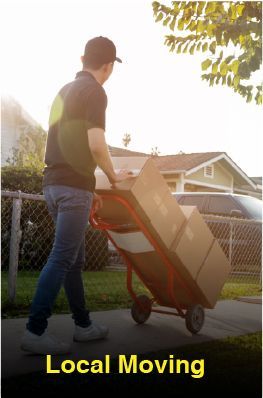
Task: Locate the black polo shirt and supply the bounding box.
[42,71,107,191]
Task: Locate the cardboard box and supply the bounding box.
[96,159,230,309]
[150,191,186,249]
[120,250,194,309]
[108,230,155,254]
[108,228,196,309]
[170,205,215,279]
[196,239,231,308]
[95,157,170,224]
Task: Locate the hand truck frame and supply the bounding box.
[90,193,205,334]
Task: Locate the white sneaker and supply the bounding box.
[73,323,109,342]
[21,330,71,355]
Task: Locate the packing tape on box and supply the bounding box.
[108,231,155,254]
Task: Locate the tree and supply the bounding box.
[122,133,131,148]
[6,125,46,170]
[152,1,262,104]
[151,146,161,156]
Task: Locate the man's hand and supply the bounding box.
[92,193,103,213]
[110,169,134,188]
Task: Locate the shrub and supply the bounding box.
[1,167,109,270]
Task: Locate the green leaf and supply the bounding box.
[220,62,228,76]
[227,75,232,87]
[239,35,246,46]
[169,17,176,31]
[207,24,215,37]
[212,63,218,74]
[156,12,164,22]
[196,42,202,51]
[172,2,179,13]
[215,30,222,45]
[201,59,212,71]
[233,75,240,89]
[215,74,221,84]
[163,16,171,26]
[189,44,195,55]
[238,62,251,79]
[178,18,184,30]
[237,4,245,17]
[256,94,262,105]
[187,20,196,31]
[152,1,160,15]
[230,4,237,20]
[249,55,260,72]
[205,2,216,14]
[230,60,240,75]
[209,41,216,54]
[225,55,235,64]
[196,20,204,33]
[177,43,183,54]
[201,73,209,81]
[197,2,205,15]
[183,42,190,53]
[209,75,215,87]
[152,1,160,8]
[170,42,176,52]
[246,93,253,103]
[202,42,208,52]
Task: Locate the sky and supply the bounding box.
[1,0,262,176]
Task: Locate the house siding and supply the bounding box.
[187,163,232,188]
[1,123,19,165]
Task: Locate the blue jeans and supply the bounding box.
[26,185,94,336]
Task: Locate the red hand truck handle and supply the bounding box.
[90,207,131,231]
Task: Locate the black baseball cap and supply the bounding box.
[84,36,122,65]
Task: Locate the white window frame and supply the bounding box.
[204,164,214,179]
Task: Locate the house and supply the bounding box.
[109,147,262,199]
[1,98,261,199]
[1,95,41,165]
[238,177,262,199]
[152,152,262,199]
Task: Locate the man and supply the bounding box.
[21,36,131,355]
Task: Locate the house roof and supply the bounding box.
[108,149,256,189]
[108,145,148,157]
[152,152,224,172]
[251,177,262,186]
[153,152,257,190]
[1,95,39,128]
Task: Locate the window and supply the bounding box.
[204,165,214,178]
[235,196,262,220]
[206,196,241,217]
[179,195,205,212]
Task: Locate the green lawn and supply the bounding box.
[1,270,261,318]
[2,332,261,395]
[1,271,148,317]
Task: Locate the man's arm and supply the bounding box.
[87,127,132,184]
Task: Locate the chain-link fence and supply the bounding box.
[1,191,148,313]
[1,190,262,312]
[203,214,262,283]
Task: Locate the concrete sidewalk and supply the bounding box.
[2,298,262,378]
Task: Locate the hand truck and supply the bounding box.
[90,193,205,334]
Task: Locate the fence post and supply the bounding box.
[8,196,22,303]
[229,219,233,266]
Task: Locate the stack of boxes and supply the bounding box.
[95,157,231,309]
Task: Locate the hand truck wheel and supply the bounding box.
[131,295,152,324]
[185,304,205,334]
